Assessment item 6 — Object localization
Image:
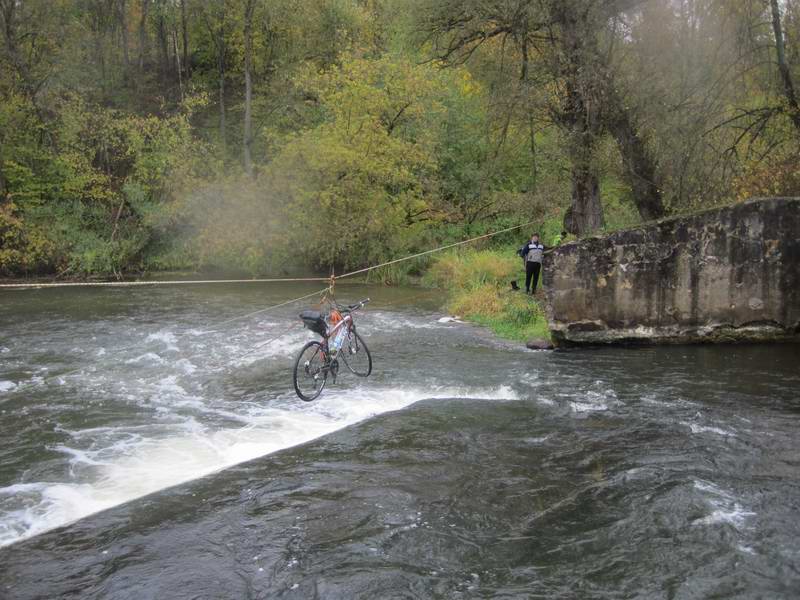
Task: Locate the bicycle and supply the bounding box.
[292,298,373,401]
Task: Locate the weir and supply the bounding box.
[543,197,800,346]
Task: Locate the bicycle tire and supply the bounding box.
[341,331,372,377]
[293,341,328,401]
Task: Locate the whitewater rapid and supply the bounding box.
[0,302,518,548]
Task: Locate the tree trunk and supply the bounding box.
[219,67,226,154]
[180,0,189,76]
[202,4,227,156]
[173,29,183,101]
[770,0,800,133]
[565,166,603,234]
[119,0,130,67]
[551,0,604,235]
[605,89,665,221]
[91,5,107,98]
[0,0,37,100]
[243,0,255,175]
[0,160,7,202]
[218,32,227,155]
[138,0,149,71]
[157,13,169,80]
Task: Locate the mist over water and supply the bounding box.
[1,283,799,598]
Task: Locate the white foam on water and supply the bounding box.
[229,330,312,366]
[682,422,736,437]
[569,400,607,413]
[145,330,179,352]
[368,313,448,331]
[174,359,197,375]
[523,435,552,444]
[569,388,617,413]
[125,352,166,365]
[0,381,16,393]
[0,383,517,548]
[693,479,755,529]
[696,506,756,528]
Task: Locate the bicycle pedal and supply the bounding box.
[330,359,339,383]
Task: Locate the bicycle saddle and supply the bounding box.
[299,310,324,321]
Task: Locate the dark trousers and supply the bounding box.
[525,261,541,293]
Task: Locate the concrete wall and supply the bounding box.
[543,198,800,346]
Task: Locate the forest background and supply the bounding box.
[1,0,799,279]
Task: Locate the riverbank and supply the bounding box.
[423,247,551,343]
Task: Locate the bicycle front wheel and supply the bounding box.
[293,341,328,401]
[341,331,372,377]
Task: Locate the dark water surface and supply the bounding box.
[1,283,799,599]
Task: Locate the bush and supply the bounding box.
[0,202,54,275]
[424,248,518,290]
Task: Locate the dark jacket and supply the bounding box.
[518,241,545,263]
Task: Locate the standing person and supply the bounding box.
[552,230,568,247]
[518,233,545,295]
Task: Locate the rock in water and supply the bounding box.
[526,339,554,350]
[437,316,462,323]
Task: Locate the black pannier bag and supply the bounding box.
[299,310,327,337]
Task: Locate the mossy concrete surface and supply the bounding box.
[543,198,800,346]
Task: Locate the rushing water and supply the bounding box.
[1,283,799,598]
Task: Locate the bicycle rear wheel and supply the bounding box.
[341,331,372,377]
[293,341,328,401]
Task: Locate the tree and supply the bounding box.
[770,0,800,133]
[243,0,256,175]
[201,1,229,155]
[180,0,189,77]
[138,0,149,71]
[0,0,64,108]
[417,0,664,234]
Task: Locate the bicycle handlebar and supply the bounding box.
[346,298,370,311]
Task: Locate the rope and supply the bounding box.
[0,221,535,289]
[0,276,329,290]
[2,219,537,393]
[227,321,304,365]
[335,220,536,280]
[211,286,331,330]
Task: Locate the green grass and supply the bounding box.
[425,247,552,343]
[466,305,551,342]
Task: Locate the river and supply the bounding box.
[1,283,799,598]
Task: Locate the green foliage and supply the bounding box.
[1,0,798,278]
[0,90,213,275]
[0,202,54,274]
[262,54,521,271]
[424,248,517,289]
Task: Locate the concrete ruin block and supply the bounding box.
[543,198,800,346]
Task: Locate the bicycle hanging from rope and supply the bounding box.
[2,220,537,402]
[292,295,373,401]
